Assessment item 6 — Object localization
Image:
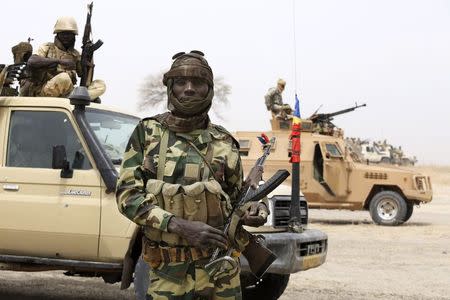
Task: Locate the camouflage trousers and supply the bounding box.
[146,260,242,300]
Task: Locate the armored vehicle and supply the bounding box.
[234,106,432,226]
[0,93,327,299]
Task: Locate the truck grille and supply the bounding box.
[271,195,308,228]
[299,240,327,256]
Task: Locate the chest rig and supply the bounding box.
[143,127,233,247]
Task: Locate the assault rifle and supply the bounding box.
[205,136,290,279]
[80,2,103,87]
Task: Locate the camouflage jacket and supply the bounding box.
[264,87,283,111]
[36,39,82,84]
[116,118,243,234]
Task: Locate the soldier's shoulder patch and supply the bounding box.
[210,124,240,149]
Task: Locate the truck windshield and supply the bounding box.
[85,108,140,165]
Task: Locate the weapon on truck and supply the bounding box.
[80,2,103,87]
[205,135,290,280]
[309,102,366,125]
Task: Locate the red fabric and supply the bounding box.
[290,123,301,163]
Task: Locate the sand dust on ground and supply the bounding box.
[0,166,449,300]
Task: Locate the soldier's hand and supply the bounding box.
[167,217,228,250]
[59,59,75,69]
[241,202,269,227]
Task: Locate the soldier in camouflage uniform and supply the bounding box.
[20,16,105,99]
[0,41,33,96]
[264,78,292,120]
[116,51,269,300]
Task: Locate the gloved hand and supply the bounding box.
[241,202,269,227]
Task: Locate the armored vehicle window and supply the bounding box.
[6,111,91,169]
[325,143,342,158]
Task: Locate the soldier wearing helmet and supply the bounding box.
[21,16,105,100]
[264,78,293,120]
[116,51,269,299]
[0,40,33,96]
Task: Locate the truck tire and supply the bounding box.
[242,273,290,300]
[369,191,408,226]
[134,256,150,300]
[403,202,414,223]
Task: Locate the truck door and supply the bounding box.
[313,142,348,197]
[0,108,101,260]
[322,142,348,197]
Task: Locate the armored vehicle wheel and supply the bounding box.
[369,191,408,226]
[241,273,290,300]
[403,202,414,223]
[380,157,391,164]
[134,256,150,300]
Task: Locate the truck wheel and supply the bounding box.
[134,256,150,300]
[380,157,391,164]
[242,273,290,300]
[402,202,414,223]
[369,191,408,226]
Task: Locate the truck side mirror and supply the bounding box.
[52,145,73,178]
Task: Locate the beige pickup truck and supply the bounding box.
[0,92,327,299]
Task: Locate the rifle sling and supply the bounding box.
[157,129,170,181]
[177,136,218,182]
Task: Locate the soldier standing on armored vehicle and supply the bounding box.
[264,79,293,120]
[116,51,269,299]
[20,16,105,99]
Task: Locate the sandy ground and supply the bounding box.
[0,166,449,300]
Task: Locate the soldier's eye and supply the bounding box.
[192,78,207,86]
[174,78,186,85]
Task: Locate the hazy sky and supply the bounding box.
[2,0,449,164]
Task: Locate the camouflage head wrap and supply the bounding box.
[11,42,33,64]
[163,50,214,117]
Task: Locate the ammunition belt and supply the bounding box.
[142,237,214,268]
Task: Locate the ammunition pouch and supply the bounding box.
[144,178,232,247]
[142,237,213,269]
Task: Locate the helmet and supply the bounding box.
[163,50,213,87]
[11,42,33,63]
[53,17,78,35]
[277,78,286,87]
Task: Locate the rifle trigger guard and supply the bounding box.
[204,255,237,279]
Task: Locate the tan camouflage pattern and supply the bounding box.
[20,39,81,97]
[264,87,283,111]
[146,260,242,300]
[37,40,82,84]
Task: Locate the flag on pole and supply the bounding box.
[290,94,301,163]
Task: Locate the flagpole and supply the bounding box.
[289,0,303,232]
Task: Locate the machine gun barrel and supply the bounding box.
[311,103,366,122]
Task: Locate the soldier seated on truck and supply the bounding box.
[0,41,33,96]
[264,79,293,120]
[20,16,105,100]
